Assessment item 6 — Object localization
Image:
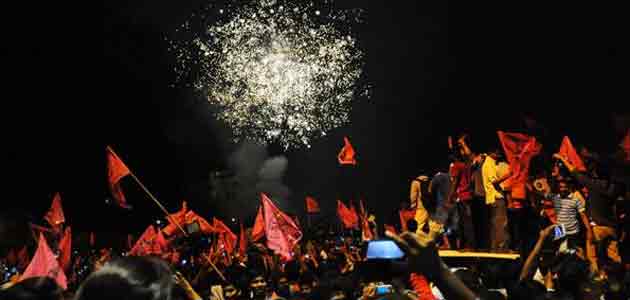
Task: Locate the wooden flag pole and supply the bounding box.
[107,146,226,282]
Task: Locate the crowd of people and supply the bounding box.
[1,131,629,300]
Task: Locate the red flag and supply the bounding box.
[558,136,587,172]
[399,209,416,232]
[58,227,72,272]
[129,226,157,256]
[384,224,398,236]
[89,232,95,247]
[213,218,238,254]
[44,193,65,227]
[163,201,189,236]
[620,130,630,161]
[305,196,320,214]
[338,137,357,165]
[184,211,215,235]
[410,273,436,300]
[20,233,67,290]
[6,248,17,266]
[17,246,29,270]
[251,206,265,242]
[106,146,131,208]
[154,230,169,254]
[261,193,303,261]
[337,200,359,229]
[238,222,247,257]
[497,131,542,199]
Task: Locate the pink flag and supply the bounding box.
[44,193,65,227]
[261,193,303,261]
[58,227,72,272]
[20,233,67,290]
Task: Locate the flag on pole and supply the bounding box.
[238,222,247,257]
[337,200,359,229]
[163,201,188,236]
[213,218,238,255]
[58,227,72,272]
[261,193,303,261]
[44,193,65,227]
[20,233,67,290]
[305,196,320,214]
[558,136,587,172]
[338,137,357,165]
[497,131,542,199]
[129,225,157,256]
[251,206,265,242]
[106,146,131,208]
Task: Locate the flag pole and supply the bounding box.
[107,146,226,282]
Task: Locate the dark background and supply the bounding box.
[2,1,627,248]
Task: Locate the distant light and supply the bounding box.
[231,218,236,223]
[105,198,111,204]
[156,220,162,225]
[181,259,187,265]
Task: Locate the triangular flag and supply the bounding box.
[338,137,357,165]
[58,227,72,272]
[238,222,247,257]
[305,196,320,214]
[163,201,188,236]
[251,206,265,242]
[213,218,238,255]
[20,233,67,290]
[497,131,542,199]
[184,210,215,235]
[129,226,157,256]
[154,230,169,254]
[106,146,132,208]
[261,193,303,261]
[399,209,416,232]
[44,193,65,227]
[336,200,359,229]
[558,136,587,172]
[620,130,630,161]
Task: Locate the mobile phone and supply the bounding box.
[375,284,393,295]
[366,240,405,260]
[553,224,566,241]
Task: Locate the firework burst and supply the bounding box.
[169,0,368,149]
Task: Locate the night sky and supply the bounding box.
[3,1,627,248]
